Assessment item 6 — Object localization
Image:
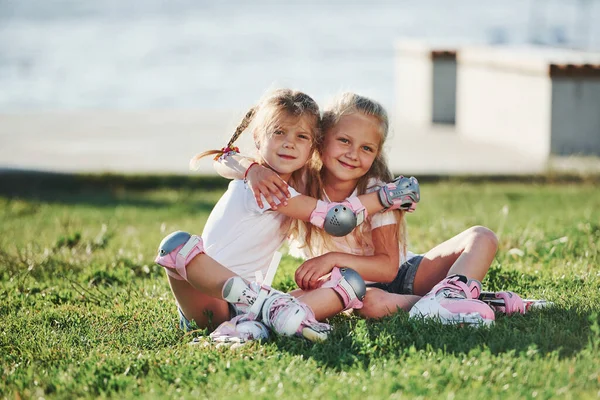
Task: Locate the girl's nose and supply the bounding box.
[345,147,358,159]
[283,136,295,148]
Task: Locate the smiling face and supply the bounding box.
[320,112,382,187]
[256,113,315,182]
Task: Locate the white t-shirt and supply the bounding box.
[202,179,300,281]
[288,179,415,268]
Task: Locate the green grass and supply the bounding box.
[1,173,599,399]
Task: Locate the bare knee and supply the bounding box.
[467,225,498,252]
[356,289,388,319]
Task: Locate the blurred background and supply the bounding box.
[1,0,599,175]
[1,0,599,112]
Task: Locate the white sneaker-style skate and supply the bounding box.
[221,276,262,316]
[261,292,331,342]
[222,276,331,342]
[409,274,495,326]
[205,315,270,349]
[220,252,331,342]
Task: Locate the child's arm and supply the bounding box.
[277,191,380,223]
[274,177,418,237]
[215,155,420,215]
[213,154,290,209]
[294,224,400,290]
[212,154,253,179]
[214,155,419,236]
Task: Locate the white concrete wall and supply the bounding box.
[550,79,600,156]
[395,52,433,126]
[432,59,457,124]
[457,45,600,159]
[457,63,552,159]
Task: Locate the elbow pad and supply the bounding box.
[309,197,367,237]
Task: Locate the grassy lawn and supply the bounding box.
[1,173,599,399]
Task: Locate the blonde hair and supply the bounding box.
[292,92,408,258]
[191,88,322,189]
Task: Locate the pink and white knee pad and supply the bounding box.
[322,267,366,310]
[155,231,205,282]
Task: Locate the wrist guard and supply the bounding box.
[378,176,420,212]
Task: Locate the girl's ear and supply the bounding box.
[252,130,260,149]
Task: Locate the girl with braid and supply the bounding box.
[155,89,417,344]
[236,92,504,326]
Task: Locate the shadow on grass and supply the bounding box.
[0,170,228,211]
[270,307,598,371]
[3,169,600,193]
[3,169,599,211]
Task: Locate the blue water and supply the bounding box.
[1,0,599,111]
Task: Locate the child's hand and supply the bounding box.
[246,164,290,210]
[295,253,337,291]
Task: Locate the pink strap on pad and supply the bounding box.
[322,267,364,310]
[155,235,204,282]
[309,200,328,228]
[345,196,367,225]
[309,198,368,228]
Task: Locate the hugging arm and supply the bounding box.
[217,156,420,213]
[214,156,419,236]
[213,154,290,209]
[212,155,253,179]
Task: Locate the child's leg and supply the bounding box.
[157,233,347,341]
[291,288,344,320]
[168,275,231,330]
[357,288,420,319]
[290,267,367,320]
[183,253,238,298]
[156,231,241,329]
[166,252,241,329]
[412,226,498,296]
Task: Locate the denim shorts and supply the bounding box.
[366,255,424,295]
[178,307,196,332]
